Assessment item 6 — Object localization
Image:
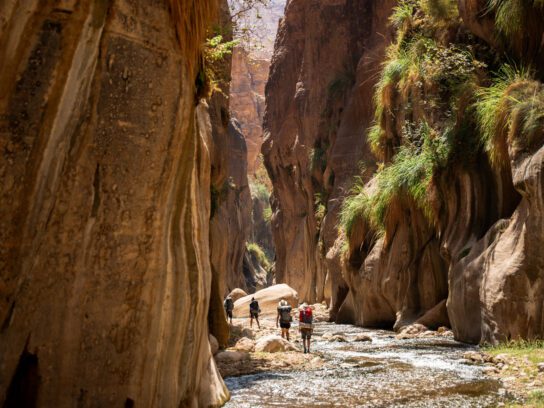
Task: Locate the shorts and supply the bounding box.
[300,329,312,340]
[250,311,259,318]
[280,322,291,329]
[226,310,233,318]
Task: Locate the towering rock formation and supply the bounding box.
[264,0,544,344]
[230,48,269,174]
[263,0,395,304]
[0,0,228,406]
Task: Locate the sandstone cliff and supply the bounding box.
[263,0,395,304]
[264,0,544,344]
[338,1,544,343]
[230,48,269,174]
[0,1,228,406]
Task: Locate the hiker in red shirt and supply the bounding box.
[298,303,313,353]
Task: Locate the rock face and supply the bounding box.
[263,0,396,303]
[264,0,544,345]
[0,1,228,406]
[230,48,270,174]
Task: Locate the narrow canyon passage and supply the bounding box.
[1,0,544,407]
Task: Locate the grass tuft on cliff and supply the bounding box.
[246,242,271,270]
[339,178,371,237]
[343,121,450,235]
[475,63,544,167]
[486,0,544,38]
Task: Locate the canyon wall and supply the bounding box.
[230,48,269,174]
[263,0,395,304]
[264,0,544,343]
[0,0,228,406]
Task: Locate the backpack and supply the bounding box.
[278,305,292,323]
[301,307,313,324]
[224,298,233,311]
[250,300,259,312]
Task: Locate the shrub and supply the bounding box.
[474,63,541,167]
[250,180,270,202]
[263,206,272,224]
[339,177,371,237]
[343,121,453,235]
[421,0,458,21]
[389,0,418,30]
[309,145,327,172]
[246,242,271,269]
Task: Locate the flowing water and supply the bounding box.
[224,322,510,407]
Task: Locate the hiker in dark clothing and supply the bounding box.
[276,298,293,340]
[249,297,261,329]
[224,295,234,324]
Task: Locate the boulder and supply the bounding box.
[415,299,450,330]
[329,335,349,342]
[209,334,220,355]
[229,288,248,303]
[463,351,484,363]
[233,284,299,317]
[396,324,427,339]
[215,351,250,363]
[255,335,297,353]
[353,334,372,342]
[234,337,255,352]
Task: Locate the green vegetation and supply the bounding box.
[263,206,272,224]
[485,340,544,407]
[486,0,544,39]
[309,145,328,172]
[341,125,450,234]
[200,34,239,96]
[485,339,544,362]
[246,242,271,269]
[314,192,327,225]
[345,0,489,239]
[249,180,270,202]
[421,0,457,21]
[474,64,543,167]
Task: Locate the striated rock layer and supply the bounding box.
[263,0,395,304]
[264,0,544,344]
[230,47,270,174]
[0,0,228,406]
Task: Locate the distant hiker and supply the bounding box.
[249,297,261,329]
[224,295,234,324]
[276,299,293,340]
[299,302,313,353]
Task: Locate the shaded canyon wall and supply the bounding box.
[263,0,396,304]
[0,0,229,406]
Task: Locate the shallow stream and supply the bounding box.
[224,322,509,407]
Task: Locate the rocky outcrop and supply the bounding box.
[0,1,228,406]
[265,0,544,345]
[263,0,395,304]
[230,48,270,174]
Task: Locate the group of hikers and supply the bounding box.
[223,295,314,353]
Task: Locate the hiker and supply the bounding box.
[276,298,293,340]
[224,295,234,324]
[249,297,261,329]
[299,302,313,353]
